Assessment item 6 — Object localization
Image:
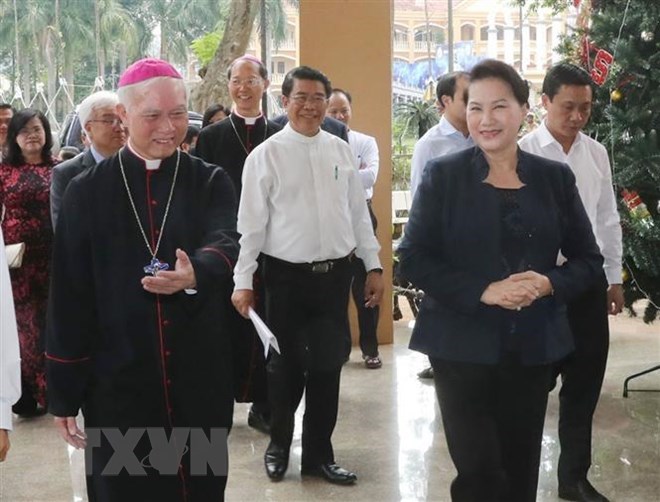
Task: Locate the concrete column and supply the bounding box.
[522,22,530,72]
[536,18,547,71]
[300,0,393,345]
[551,16,563,63]
[484,9,497,58]
[504,25,515,65]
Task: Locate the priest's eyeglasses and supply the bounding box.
[229,77,263,88]
[89,117,123,127]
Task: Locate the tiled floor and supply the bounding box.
[1,308,659,501]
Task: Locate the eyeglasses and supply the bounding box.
[290,94,327,106]
[17,125,44,136]
[88,117,122,127]
[229,77,263,88]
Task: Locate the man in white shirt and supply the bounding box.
[409,72,472,380]
[409,71,473,199]
[232,66,383,486]
[0,227,21,462]
[326,87,382,369]
[519,62,623,502]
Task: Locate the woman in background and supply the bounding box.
[202,103,229,128]
[0,109,56,417]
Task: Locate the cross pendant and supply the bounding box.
[144,257,170,276]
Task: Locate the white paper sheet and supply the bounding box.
[248,307,281,358]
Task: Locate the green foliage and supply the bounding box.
[511,0,571,14]
[394,99,439,140]
[191,31,223,67]
[560,0,660,321]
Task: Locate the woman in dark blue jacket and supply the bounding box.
[398,60,603,502]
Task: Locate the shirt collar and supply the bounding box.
[90,145,106,163]
[283,122,323,143]
[438,115,468,138]
[538,120,584,151]
[126,140,162,170]
[232,110,263,126]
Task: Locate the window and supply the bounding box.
[277,61,285,74]
[414,26,445,45]
[460,24,475,41]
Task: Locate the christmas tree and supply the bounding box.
[560,0,660,322]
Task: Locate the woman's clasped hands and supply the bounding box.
[480,271,553,311]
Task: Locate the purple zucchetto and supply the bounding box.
[118,58,182,88]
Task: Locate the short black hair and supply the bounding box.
[331,88,352,104]
[0,103,14,113]
[542,62,593,100]
[4,108,53,166]
[226,57,269,81]
[466,59,529,106]
[59,145,80,161]
[183,125,200,145]
[281,66,332,98]
[436,71,470,103]
[202,104,229,128]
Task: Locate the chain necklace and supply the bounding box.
[118,148,180,275]
[229,115,267,155]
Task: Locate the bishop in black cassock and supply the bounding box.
[46,58,239,502]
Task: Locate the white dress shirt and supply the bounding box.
[347,129,379,200]
[519,121,622,285]
[234,124,381,291]
[0,228,21,431]
[410,115,473,199]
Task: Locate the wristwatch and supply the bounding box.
[368,268,383,274]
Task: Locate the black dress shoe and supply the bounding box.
[559,479,610,502]
[301,463,357,485]
[248,408,271,434]
[264,443,288,481]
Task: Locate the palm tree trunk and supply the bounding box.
[13,0,20,94]
[65,58,75,109]
[95,0,103,79]
[21,51,31,104]
[424,0,433,80]
[160,21,168,60]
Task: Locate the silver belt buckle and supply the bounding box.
[311,261,331,273]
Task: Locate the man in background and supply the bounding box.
[196,55,283,434]
[326,87,382,369]
[409,71,472,379]
[50,91,126,228]
[520,62,622,502]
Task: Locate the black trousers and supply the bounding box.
[263,255,352,466]
[350,201,379,357]
[555,275,609,486]
[431,356,552,502]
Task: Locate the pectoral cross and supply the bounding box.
[144,257,170,276]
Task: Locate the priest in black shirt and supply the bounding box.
[196,55,281,434]
[46,58,239,502]
[196,55,282,199]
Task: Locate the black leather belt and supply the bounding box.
[266,253,353,274]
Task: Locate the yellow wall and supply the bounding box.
[300,0,394,345]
